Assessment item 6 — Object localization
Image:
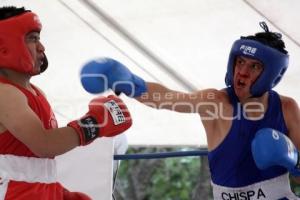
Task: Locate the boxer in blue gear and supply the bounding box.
[80,22,300,199]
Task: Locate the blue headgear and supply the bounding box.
[225,39,289,97]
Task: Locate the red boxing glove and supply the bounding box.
[68,95,132,145]
[63,188,92,200]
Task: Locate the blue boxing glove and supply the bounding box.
[251,128,300,176]
[80,58,147,97]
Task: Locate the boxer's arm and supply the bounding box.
[281,96,300,181]
[136,82,220,114]
[0,84,80,157]
[79,58,222,114]
[0,85,132,157]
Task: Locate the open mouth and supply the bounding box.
[37,57,44,67]
[237,79,246,88]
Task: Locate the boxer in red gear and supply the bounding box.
[0,6,132,199]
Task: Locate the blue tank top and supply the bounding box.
[208,87,288,187]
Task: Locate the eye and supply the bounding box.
[236,58,245,65]
[250,63,263,71]
[26,33,40,43]
[30,36,39,42]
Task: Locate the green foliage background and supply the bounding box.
[291,180,300,196]
[115,147,211,200]
[146,156,200,200]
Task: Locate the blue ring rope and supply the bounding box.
[114,150,208,160]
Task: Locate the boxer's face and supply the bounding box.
[233,56,263,100]
[25,31,45,74]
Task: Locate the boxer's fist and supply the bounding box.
[68,95,132,146]
[80,58,147,97]
[251,128,300,176]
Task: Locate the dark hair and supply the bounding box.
[0,6,29,20]
[241,22,288,55]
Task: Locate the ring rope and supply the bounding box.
[114,150,208,160]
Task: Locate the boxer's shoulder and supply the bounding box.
[0,82,26,103]
[279,95,298,110]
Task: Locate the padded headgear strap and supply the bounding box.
[225,39,289,97]
[0,11,46,74]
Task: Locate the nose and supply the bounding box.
[238,65,250,77]
[37,41,45,53]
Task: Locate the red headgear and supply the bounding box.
[0,11,46,74]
